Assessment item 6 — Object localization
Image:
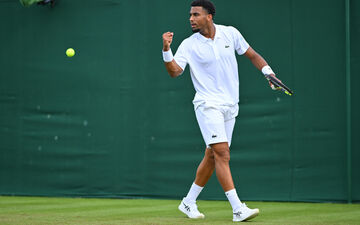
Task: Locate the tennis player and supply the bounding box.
[162,0,279,222]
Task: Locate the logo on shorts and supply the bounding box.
[212,134,217,138]
[225,45,230,48]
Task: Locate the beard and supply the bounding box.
[192,28,200,33]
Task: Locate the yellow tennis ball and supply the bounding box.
[66,48,75,57]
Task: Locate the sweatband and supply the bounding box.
[261,65,275,76]
[162,49,174,62]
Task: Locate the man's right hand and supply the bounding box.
[162,32,174,51]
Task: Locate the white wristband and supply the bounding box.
[162,49,174,62]
[261,65,275,76]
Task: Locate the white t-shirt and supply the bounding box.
[174,24,249,109]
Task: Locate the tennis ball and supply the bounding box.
[66,48,75,57]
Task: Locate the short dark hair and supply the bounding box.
[191,0,216,17]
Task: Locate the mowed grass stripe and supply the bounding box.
[0,196,359,225]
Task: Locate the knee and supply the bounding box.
[211,144,230,162]
[205,148,215,161]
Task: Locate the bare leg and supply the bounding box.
[211,142,234,192]
[195,148,215,187]
[194,148,215,186]
[179,148,214,218]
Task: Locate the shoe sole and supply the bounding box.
[244,208,259,221]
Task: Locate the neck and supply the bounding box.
[200,23,215,39]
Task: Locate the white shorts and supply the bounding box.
[195,103,239,147]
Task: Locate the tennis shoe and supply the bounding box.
[233,203,259,222]
[178,198,205,219]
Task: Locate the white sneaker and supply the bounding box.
[233,203,259,222]
[178,198,205,219]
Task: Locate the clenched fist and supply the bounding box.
[162,32,174,51]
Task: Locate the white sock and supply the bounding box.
[184,182,204,204]
[225,189,242,212]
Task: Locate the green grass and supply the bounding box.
[0,196,359,225]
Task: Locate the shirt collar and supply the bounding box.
[196,24,221,43]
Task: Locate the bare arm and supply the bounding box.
[244,46,273,74]
[162,32,183,78]
[244,47,283,88]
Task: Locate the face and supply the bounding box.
[189,6,212,33]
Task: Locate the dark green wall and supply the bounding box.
[0,0,358,202]
[350,0,360,202]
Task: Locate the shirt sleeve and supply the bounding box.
[229,26,250,55]
[174,39,189,71]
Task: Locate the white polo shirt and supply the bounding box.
[174,24,249,109]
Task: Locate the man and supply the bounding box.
[162,0,281,222]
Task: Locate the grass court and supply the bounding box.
[0,196,359,225]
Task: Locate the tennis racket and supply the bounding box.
[265,75,294,96]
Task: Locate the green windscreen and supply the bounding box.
[0,0,358,202]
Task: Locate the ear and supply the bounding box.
[207,13,213,21]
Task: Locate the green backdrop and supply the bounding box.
[0,0,359,202]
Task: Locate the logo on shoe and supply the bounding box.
[233,211,242,217]
[183,203,191,212]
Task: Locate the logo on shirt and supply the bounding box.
[212,134,217,138]
[225,45,230,48]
